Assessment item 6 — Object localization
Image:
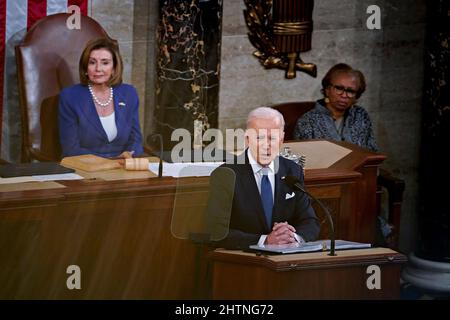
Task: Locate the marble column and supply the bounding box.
[154,0,223,150]
[402,0,450,293]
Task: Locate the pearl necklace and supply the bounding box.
[88,84,113,107]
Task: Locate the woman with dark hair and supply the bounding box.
[58,38,143,158]
[293,63,378,152]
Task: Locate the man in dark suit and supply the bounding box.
[207,107,320,249]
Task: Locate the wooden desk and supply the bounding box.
[0,140,385,298]
[210,248,407,299]
[0,176,211,299]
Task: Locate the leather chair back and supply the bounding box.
[269,101,315,140]
[16,13,114,162]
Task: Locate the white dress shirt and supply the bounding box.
[99,112,118,142]
[247,150,305,246]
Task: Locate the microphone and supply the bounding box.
[282,175,336,256]
[147,133,163,178]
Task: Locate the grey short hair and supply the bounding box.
[246,107,285,130]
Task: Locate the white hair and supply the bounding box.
[246,107,285,129]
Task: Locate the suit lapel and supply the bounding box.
[113,85,125,141]
[80,86,108,140]
[273,157,287,222]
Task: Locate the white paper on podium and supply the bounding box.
[148,162,224,178]
[249,239,371,254]
[32,173,84,181]
[0,173,84,184]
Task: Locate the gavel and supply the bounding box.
[124,158,149,171]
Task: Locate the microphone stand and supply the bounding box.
[282,176,336,256]
[147,133,163,178]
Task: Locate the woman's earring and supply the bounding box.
[324,97,330,104]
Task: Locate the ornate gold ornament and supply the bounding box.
[244,0,317,79]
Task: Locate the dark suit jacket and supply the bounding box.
[207,150,320,249]
[58,83,144,158]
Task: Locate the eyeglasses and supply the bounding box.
[330,84,357,98]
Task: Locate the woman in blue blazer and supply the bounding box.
[58,38,143,158]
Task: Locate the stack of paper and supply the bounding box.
[249,239,371,254]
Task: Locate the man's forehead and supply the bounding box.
[248,117,281,128]
[247,128,282,133]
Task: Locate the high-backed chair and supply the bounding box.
[270,101,405,249]
[16,13,115,162]
[269,101,315,140]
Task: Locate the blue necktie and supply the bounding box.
[260,168,273,229]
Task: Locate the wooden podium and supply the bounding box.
[210,248,407,299]
[295,140,386,243]
[0,140,387,299]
